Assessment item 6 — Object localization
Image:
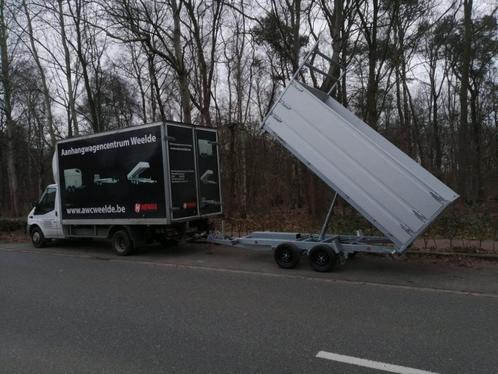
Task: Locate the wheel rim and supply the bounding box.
[116,235,127,252]
[312,250,329,266]
[32,231,40,243]
[279,248,292,263]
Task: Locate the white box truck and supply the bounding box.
[27,122,222,255]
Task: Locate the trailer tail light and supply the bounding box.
[182,201,197,209]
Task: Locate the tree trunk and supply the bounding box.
[458,0,472,199]
[290,0,302,73]
[147,52,166,122]
[365,0,379,129]
[182,0,222,127]
[170,0,191,124]
[0,0,20,216]
[147,52,158,122]
[70,0,100,132]
[58,0,78,136]
[130,45,147,123]
[429,59,442,177]
[470,88,483,202]
[22,0,56,147]
[320,0,343,95]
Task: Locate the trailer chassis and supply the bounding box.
[207,193,399,272]
[207,230,397,272]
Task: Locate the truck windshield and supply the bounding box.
[35,187,56,215]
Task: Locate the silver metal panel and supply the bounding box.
[263,81,458,250]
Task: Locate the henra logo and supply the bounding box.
[135,203,158,213]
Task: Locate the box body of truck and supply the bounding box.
[28,121,222,253]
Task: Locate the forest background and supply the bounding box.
[1,0,497,245]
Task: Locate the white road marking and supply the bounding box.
[316,351,439,374]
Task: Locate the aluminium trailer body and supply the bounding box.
[209,42,458,272]
[27,121,222,254]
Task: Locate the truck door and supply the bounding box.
[195,129,222,215]
[33,186,62,238]
[167,124,199,220]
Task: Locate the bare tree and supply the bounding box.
[20,0,56,147]
[458,0,473,198]
[0,0,19,216]
[57,0,79,136]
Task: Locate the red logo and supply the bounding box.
[134,203,158,213]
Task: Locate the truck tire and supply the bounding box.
[112,230,134,256]
[308,244,338,272]
[274,243,300,269]
[31,227,46,248]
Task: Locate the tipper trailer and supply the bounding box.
[27,121,222,255]
[208,41,459,272]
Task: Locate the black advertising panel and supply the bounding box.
[167,125,198,219]
[195,129,222,215]
[58,125,166,220]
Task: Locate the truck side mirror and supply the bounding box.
[32,201,38,208]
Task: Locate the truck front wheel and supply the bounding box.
[31,227,46,248]
[112,230,134,256]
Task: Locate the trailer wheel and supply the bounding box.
[112,230,134,256]
[309,245,338,272]
[274,243,300,269]
[31,227,46,248]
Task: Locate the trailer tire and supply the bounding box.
[112,230,134,256]
[31,226,46,248]
[274,243,300,269]
[309,245,338,272]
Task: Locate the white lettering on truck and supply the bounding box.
[60,133,157,157]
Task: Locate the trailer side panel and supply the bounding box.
[263,81,459,250]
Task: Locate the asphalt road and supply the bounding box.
[1,241,497,374]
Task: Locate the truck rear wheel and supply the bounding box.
[112,230,133,256]
[274,243,300,269]
[309,244,338,272]
[31,227,46,248]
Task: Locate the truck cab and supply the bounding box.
[27,182,209,253]
[27,184,63,247]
